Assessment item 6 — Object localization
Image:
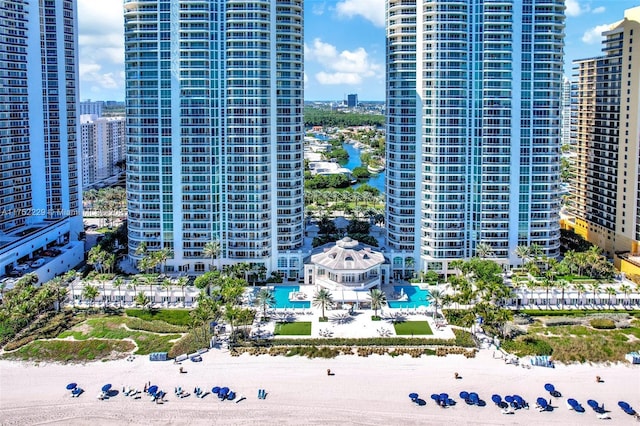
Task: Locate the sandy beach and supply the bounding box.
[1,347,639,426]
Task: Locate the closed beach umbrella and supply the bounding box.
[101,384,112,393]
[618,401,630,410]
[66,383,77,390]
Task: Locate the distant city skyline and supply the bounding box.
[77,0,637,102]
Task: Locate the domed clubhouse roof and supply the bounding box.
[310,237,385,271]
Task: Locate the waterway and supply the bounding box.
[342,142,386,193]
[313,133,385,193]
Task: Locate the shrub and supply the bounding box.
[443,309,474,327]
[501,336,552,356]
[124,317,188,333]
[453,329,475,347]
[125,308,191,326]
[168,330,212,359]
[543,317,585,327]
[590,318,615,329]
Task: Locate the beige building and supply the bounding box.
[569,6,640,267]
[305,237,389,297]
[80,115,125,189]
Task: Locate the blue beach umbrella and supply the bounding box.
[544,383,555,392]
[491,394,502,404]
[66,383,77,390]
[101,384,112,393]
[505,395,514,403]
[439,393,449,401]
[567,398,578,406]
[409,393,419,400]
[430,393,440,401]
[148,385,158,394]
[459,391,469,400]
[587,399,599,409]
[536,397,548,408]
[219,387,229,396]
[212,386,220,394]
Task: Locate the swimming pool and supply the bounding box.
[387,285,431,309]
[272,285,311,309]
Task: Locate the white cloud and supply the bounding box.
[566,0,588,17]
[77,0,125,99]
[316,72,362,85]
[592,6,605,14]
[305,38,382,86]
[335,0,385,27]
[582,24,610,44]
[312,2,326,16]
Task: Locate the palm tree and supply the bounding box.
[134,241,147,257]
[556,279,570,309]
[156,248,173,274]
[605,286,617,308]
[427,288,445,319]
[161,278,172,305]
[540,278,554,308]
[254,288,276,319]
[529,243,543,261]
[134,291,150,309]
[619,283,632,307]
[526,280,539,306]
[313,288,333,319]
[475,242,494,259]
[515,245,530,266]
[589,282,602,307]
[574,282,586,307]
[113,276,124,308]
[176,276,189,305]
[82,284,99,309]
[369,288,387,318]
[405,257,415,279]
[203,239,221,271]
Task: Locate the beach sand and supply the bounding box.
[1,347,639,425]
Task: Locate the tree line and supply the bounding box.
[304,107,384,127]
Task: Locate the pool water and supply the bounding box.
[387,285,431,309]
[272,285,311,309]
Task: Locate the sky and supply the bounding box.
[78,0,640,102]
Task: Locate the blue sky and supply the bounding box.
[78,0,639,102]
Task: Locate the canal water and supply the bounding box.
[342,142,385,193]
[313,133,385,193]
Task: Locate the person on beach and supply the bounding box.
[327,369,332,376]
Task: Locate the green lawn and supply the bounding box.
[274,322,312,336]
[393,321,433,335]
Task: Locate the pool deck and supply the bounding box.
[250,283,454,340]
